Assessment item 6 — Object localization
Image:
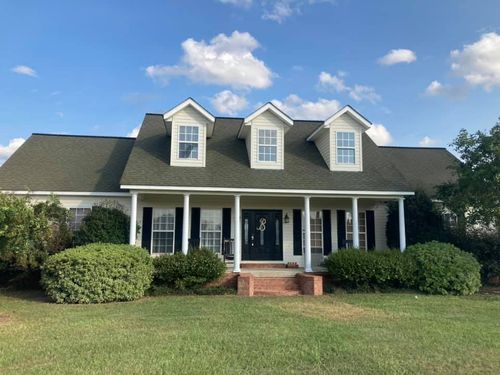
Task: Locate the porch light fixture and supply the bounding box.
[284,213,290,223]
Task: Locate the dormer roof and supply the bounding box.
[237,102,294,139]
[164,97,216,138]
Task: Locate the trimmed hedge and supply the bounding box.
[74,206,130,245]
[153,248,226,290]
[42,243,153,303]
[324,249,415,289]
[405,241,481,295]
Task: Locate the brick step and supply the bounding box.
[237,273,323,296]
[254,289,302,296]
[253,277,302,296]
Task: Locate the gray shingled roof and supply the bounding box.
[379,146,458,196]
[0,134,134,192]
[120,114,413,192]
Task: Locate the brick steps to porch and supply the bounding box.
[253,276,302,296]
[237,273,323,296]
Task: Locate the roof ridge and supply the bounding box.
[31,133,135,140]
[380,145,448,150]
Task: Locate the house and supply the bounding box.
[0,98,457,275]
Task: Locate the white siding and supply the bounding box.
[329,113,363,172]
[170,105,209,168]
[313,127,331,169]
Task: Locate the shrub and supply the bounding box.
[405,241,481,295]
[74,205,130,246]
[153,248,226,290]
[41,243,153,303]
[324,249,415,289]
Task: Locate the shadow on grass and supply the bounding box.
[0,288,50,303]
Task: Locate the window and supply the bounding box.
[178,125,199,159]
[200,209,222,252]
[69,207,91,231]
[258,129,277,162]
[336,131,355,164]
[346,211,367,250]
[302,210,323,254]
[152,209,175,254]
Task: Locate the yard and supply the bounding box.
[0,291,499,374]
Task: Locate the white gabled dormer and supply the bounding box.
[163,98,215,167]
[237,103,294,170]
[307,105,371,172]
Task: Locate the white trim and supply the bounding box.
[307,106,371,141]
[1,190,131,197]
[238,102,293,138]
[163,98,215,123]
[120,185,414,197]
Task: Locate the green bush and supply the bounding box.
[153,248,226,290]
[405,241,481,295]
[41,243,153,303]
[74,205,130,245]
[324,249,415,289]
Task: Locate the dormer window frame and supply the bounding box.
[178,124,200,160]
[336,131,356,165]
[257,128,278,163]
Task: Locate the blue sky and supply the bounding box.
[1,0,500,163]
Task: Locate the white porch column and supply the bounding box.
[233,194,241,273]
[399,197,406,251]
[129,192,138,246]
[304,196,312,273]
[181,193,190,255]
[352,197,359,249]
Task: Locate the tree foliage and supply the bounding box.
[74,204,130,245]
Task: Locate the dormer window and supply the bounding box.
[336,131,355,164]
[258,129,278,162]
[178,125,199,160]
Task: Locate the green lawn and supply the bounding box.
[0,291,499,374]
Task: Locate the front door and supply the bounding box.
[242,210,283,261]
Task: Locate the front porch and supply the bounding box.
[127,190,409,273]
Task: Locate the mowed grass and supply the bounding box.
[0,291,499,374]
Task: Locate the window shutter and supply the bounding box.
[190,207,201,248]
[293,209,302,255]
[141,207,153,252]
[337,210,346,249]
[222,208,231,240]
[322,209,332,255]
[366,210,376,251]
[174,207,183,252]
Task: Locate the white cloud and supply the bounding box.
[0,138,26,165]
[366,123,393,146]
[318,71,381,103]
[378,49,417,65]
[424,80,467,99]
[217,0,253,7]
[211,90,248,115]
[271,94,341,120]
[127,125,141,138]
[419,136,439,147]
[262,1,294,23]
[146,31,272,90]
[450,32,500,91]
[11,65,37,77]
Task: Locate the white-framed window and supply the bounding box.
[302,210,323,254]
[336,131,355,164]
[346,211,367,250]
[178,125,199,159]
[258,129,277,162]
[200,209,222,252]
[152,209,175,254]
[68,207,91,231]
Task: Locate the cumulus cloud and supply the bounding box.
[11,65,37,77]
[145,31,272,90]
[0,138,26,165]
[419,136,439,147]
[378,49,417,65]
[450,32,500,91]
[127,125,141,138]
[217,0,253,7]
[366,123,393,146]
[318,71,381,103]
[259,0,336,23]
[271,94,341,120]
[424,80,467,99]
[211,90,248,115]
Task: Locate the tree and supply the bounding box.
[74,204,130,245]
[437,121,500,231]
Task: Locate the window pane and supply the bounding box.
[258,129,277,162]
[69,207,91,231]
[179,142,199,159]
[345,211,367,250]
[200,209,222,252]
[302,210,323,254]
[152,209,175,254]
[336,132,355,164]
[179,126,199,159]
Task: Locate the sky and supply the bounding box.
[1,0,500,164]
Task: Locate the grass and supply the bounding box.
[0,291,499,374]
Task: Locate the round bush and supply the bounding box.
[153,248,226,290]
[405,241,481,295]
[41,243,153,303]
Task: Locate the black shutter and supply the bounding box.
[190,207,201,249]
[222,208,231,240]
[337,210,346,249]
[322,209,332,255]
[366,210,376,251]
[293,209,302,255]
[174,207,183,252]
[141,207,153,251]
